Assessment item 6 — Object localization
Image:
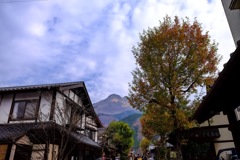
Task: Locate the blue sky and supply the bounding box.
[0,0,236,103]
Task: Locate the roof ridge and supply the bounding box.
[0,81,84,91]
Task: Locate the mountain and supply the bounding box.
[93,94,141,126]
[121,113,143,150]
[93,94,142,150]
[94,94,132,115]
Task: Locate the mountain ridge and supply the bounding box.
[93,94,142,150]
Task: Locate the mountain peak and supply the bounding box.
[93,94,142,150]
[93,93,131,116]
[107,94,122,100]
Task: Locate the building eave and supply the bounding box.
[193,43,240,123]
[0,81,104,128]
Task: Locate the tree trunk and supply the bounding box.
[176,139,183,160]
[172,109,183,160]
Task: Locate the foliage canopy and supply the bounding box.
[128,15,221,158]
[129,15,220,112]
[105,121,134,159]
[140,137,151,154]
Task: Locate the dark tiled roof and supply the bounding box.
[0,122,100,148]
[0,81,84,92]
[71,131,101,148]
[0,81,103,128]
[0,123,34,142]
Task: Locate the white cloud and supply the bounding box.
[0,0,236,102]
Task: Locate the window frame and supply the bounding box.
[85,127,96,141]
[10,99,40,121]
[65,99,82,125]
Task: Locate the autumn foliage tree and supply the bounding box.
[128,15,221,159]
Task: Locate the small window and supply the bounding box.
[14,144,32,160]
[11,99,38,120]
[85,128,95,140]
[230,0,240,10]
[237,106,240,112]
[235,106,240,121]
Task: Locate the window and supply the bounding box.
[85,128,95,140]
[235,106,240,121]
[11,99,38,120]
[14,144,32,160]
[230,0,240,10]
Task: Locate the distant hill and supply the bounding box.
[121,113,143,150]
[114,110,141,120]
[93,94,142,150]
[93,94,141,126]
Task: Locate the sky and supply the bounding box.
[0,0,236,103]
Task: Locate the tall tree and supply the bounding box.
[105,121,134,160]
[128,15,221,159]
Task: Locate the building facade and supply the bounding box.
[193,0,240,157]
[222,0,240,47]
[200,112,236,159]
[0,81,103,160]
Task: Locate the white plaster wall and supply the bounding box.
[54,92,66,125]
[9,144,16,160]
[216,128,234,141]
[74,95,79,105]
[200,120,209,127]
[65,89,83,107]
[200,112,229,127]
[214,127,235,158]
[48,144,59,160]
[95,131,98,142]
[214,142,235,159]
[0,94,13,123]
[16,135,32,145]
[31,144,45,160]
[1,92,52,123]
[200,112,235,158]
[211,112,229,126]
[222,0,240,47]
[81,114,86,130]
[85,116,98,142]
[69,90,75,101]
[78,98,83,107]
[39,91,52,122]
[63,90,69,97]
[86,117,97,127]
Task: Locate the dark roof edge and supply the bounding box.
[192,44,240,123]
[0,81,84,92]
[0,81,103,127]
[81,83,104,128]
